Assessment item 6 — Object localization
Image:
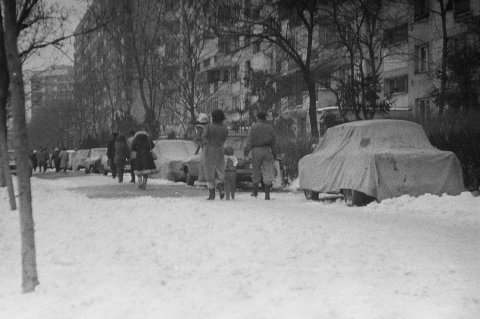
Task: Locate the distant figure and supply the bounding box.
[114,134,130,183]
[224,146,237,200]
[107,132,118,178]
[202,109,228,200]
[194,113,209,185]
[59,147,68,173]
[126,129,136,183]
[244,111,277,200]
[37,148,48,173]
[30,150,38,172]
[131,130,157,189]
[52,147,61,172]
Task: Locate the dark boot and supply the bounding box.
[265,184,271,200]
[207,188,215,200]
[251,183,258,197]
[217,183,225,200]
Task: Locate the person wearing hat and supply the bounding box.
[244,111,277,200]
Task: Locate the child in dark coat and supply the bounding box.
[224,146,237,200]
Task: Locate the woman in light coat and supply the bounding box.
[202,109,228,200]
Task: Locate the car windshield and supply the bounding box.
[90,148,107,157]
[156,141,196,159]
[8,150,15,160]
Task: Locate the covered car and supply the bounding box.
[71,149,90,171]
[85,148,107,173]
[151,139,197,181]
[298,119,464,205]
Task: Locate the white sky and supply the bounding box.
[23,0,89,71]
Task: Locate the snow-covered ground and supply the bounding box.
[1,174,479,319]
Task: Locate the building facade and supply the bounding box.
[30,65,74,121]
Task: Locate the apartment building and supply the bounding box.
[382,0,479,123]
[30,65,74,121]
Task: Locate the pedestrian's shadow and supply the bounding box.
[69,183,207,199]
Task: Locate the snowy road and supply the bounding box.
[1,174,479,319]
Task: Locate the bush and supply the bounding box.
[424,111,480,190]
[276,135,315,180]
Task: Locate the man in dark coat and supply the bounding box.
[244,111,277,200]
[107,132,118,178]
[126,129,136,183]
[52,147,61,172]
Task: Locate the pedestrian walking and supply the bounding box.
[194,113,209,185]
[202,109,228,200]
[131,130,157,189]
[30,150,38,172]
[224,146,237,200]
[244,111,277,200]
[114,134,130,183]
[52,147,61,172]
[59,147,68,172]
[107,132,118,178]
[126,129,136,183]
[37,148,48,172]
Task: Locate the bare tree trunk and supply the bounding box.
[306,80,319,141]
[1,0,39,292]
[438,0,448,117]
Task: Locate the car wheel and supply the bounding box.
[304,189,319,201]
[184,167,195,186]
[342,189,375,207]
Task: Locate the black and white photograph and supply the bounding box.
[1,0,479,318]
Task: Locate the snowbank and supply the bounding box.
[1,174,479,319]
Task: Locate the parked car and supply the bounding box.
[151,139,197,181]
[182,134,286,188]
[8,150,16,175]
[85,147,107,173]
[298,119,465,206]
[66,150,75,170]
[71,149,90,171]
[99,153,131,176]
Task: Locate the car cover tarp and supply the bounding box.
[298,120,465,201]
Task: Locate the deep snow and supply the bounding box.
[1,174,479,319]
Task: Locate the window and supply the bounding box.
[384,24,408,45]
[414,0,430,21]
[253,40,262,53]
[222,69,230,82]
[245,61,252,80]
[231,65,240,82]
[415,43,429,73]
[232,95,240,109]
[454,0,470,15]
[203,58,211,68]
[416,98,431,125]
[385,75,408,95]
